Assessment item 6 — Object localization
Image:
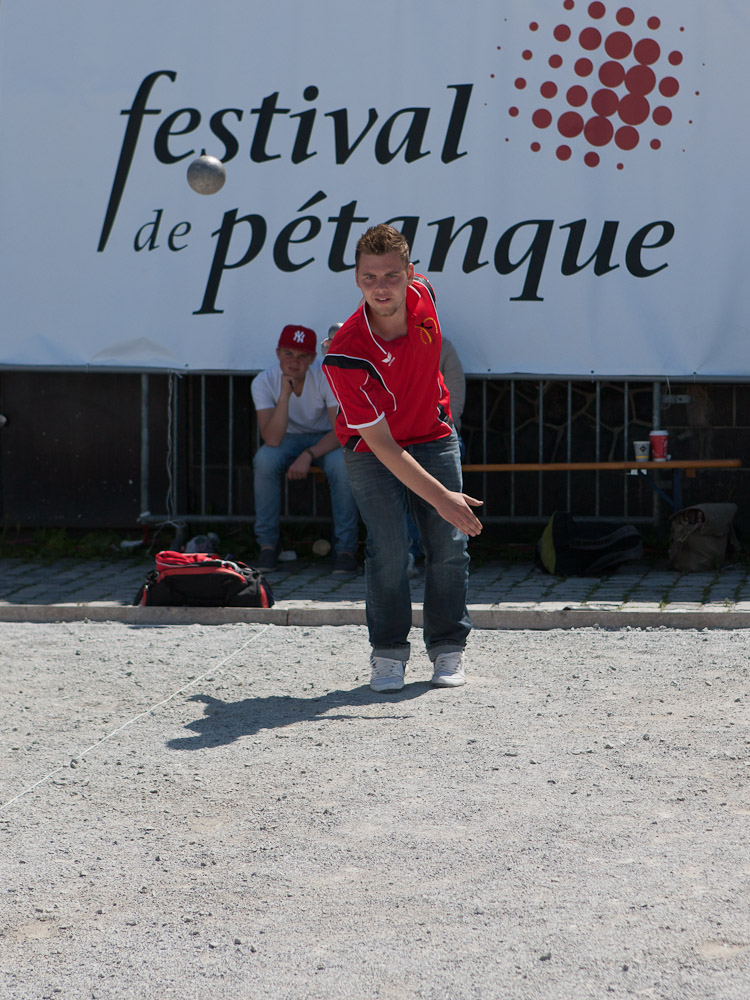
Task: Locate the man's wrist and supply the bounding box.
[305,447,316,461]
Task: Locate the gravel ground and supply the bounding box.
[1,622,749,1000]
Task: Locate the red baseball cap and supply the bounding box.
[278,325,317,352]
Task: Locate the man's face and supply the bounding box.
[355,252,414,319]
[276,346,316,379]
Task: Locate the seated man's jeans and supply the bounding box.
[343,430,471,662]
[253,434,359,554]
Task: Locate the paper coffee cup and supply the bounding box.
[633,440,650,461]
[649,429,669,461]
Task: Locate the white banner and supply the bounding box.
[1,0,748,376]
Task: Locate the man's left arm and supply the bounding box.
[357,418,482,536]
[286,406,341,481]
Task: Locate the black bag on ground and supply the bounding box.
[536,511,643,577]
[134,551,274,607]
[668,502,739,572]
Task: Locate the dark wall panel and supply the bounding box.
[0,372,144,527]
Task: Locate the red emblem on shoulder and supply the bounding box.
[417,317,436,345]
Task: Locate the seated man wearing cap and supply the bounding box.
[251,324,359,573]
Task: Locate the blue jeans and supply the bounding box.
[343,430,471,662]
[406,434,465,560]
[253,434,359,554]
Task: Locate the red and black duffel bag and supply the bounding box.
[134,551,274,608]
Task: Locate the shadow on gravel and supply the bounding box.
[166,683,432,750]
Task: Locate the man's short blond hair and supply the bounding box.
[355,224,410,269]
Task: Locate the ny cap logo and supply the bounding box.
[293,330,306,343]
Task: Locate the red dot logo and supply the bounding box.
[579,27,601,50]
[592,88,618,116]
[605,31,633,59]
[502,1,689,167]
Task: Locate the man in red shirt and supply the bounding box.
[323,224,482,692]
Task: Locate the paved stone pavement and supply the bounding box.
[2,553,750,628]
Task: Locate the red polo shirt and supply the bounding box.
[323,278,454,452]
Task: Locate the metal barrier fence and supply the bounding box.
[460,378,663,523]
[139,373,670,530]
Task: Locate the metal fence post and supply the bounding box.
[140,373,150,519]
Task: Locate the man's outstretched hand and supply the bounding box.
[435,491,484,536]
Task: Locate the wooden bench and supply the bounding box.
[311,459,742,510]
[460,459,743,511]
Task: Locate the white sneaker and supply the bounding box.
[369,654,406,692]
[431,651,466,687]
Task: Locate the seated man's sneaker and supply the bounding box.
[332,551,358,574]
[369,654,406,693]
[431,651,466,687]
[256,546,279,572]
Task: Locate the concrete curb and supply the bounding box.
[470,608,750,629]
[2,603,750,629]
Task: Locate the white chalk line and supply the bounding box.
[0,624,271,812]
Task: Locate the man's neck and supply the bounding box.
[366,305,408,342]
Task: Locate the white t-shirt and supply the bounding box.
[251,361,336,435]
